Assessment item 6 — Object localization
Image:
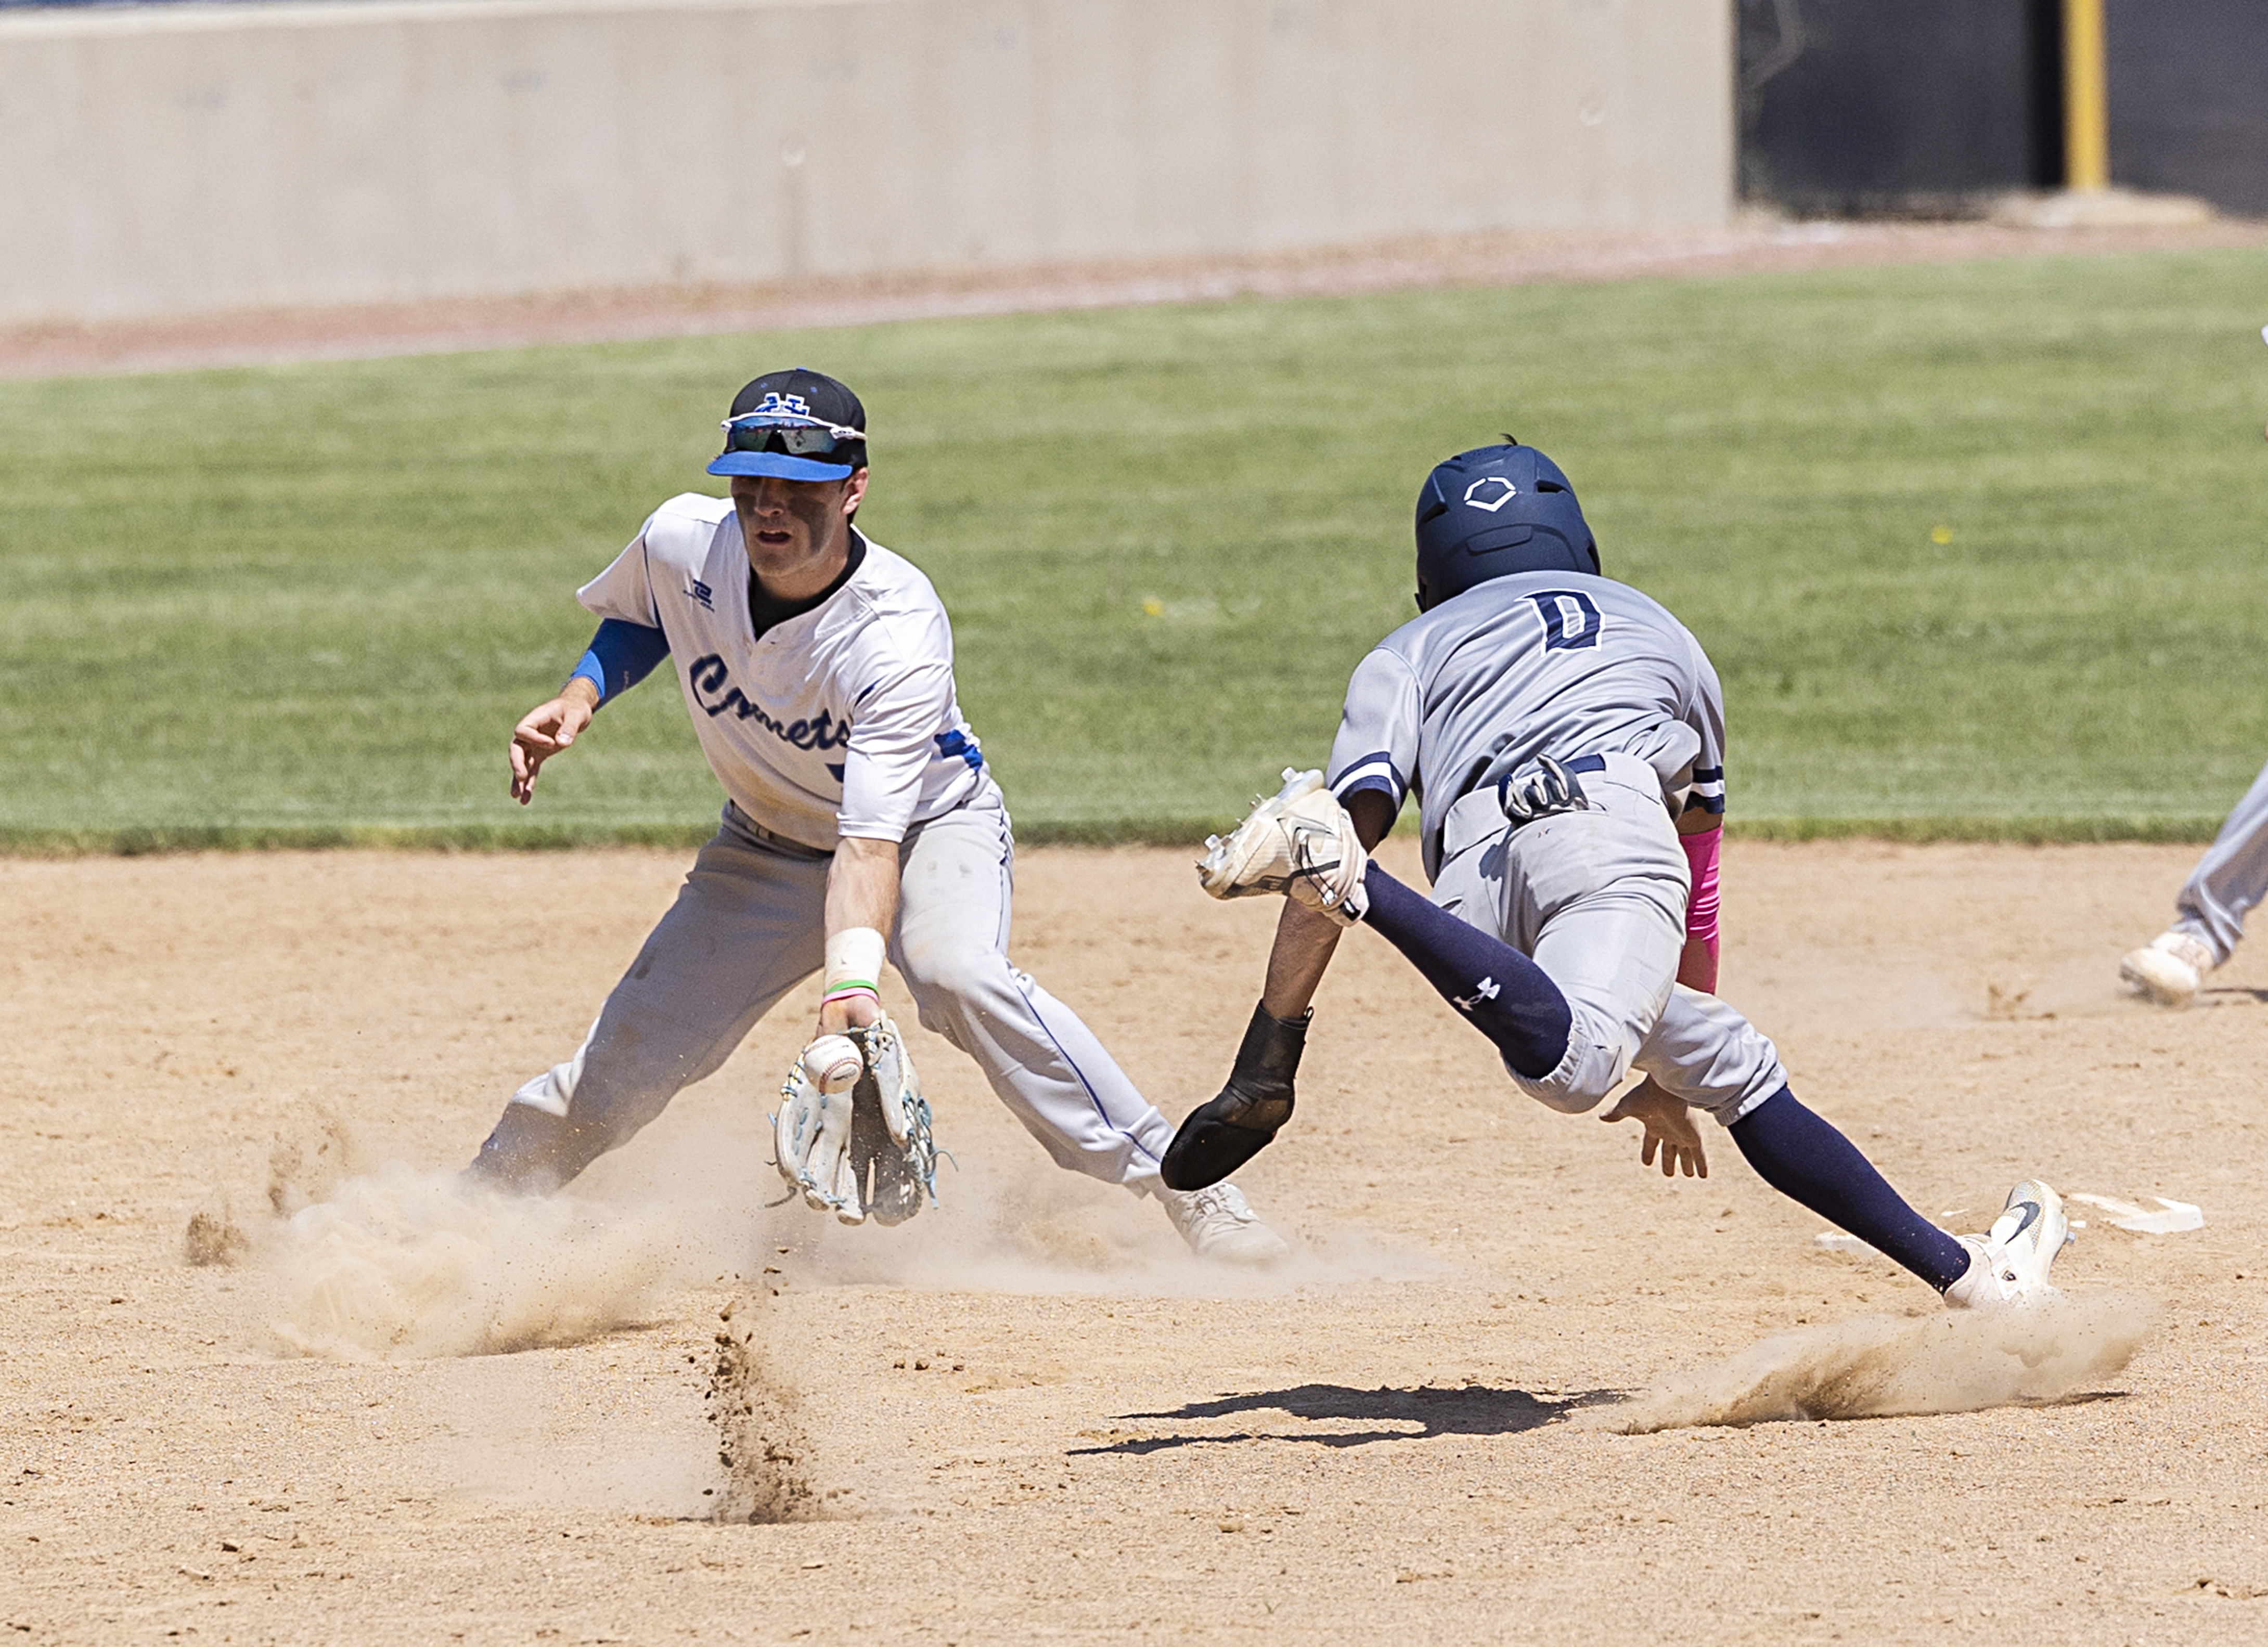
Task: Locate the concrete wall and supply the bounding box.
[0,0,1734,324]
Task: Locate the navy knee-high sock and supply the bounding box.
[1358,864,1573,1077]
[1729,1088,1971,1291]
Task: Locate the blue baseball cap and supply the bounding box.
[707,368,868,481]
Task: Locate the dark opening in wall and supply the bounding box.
[2105,0,2268,216]
[1737,0,2064,217]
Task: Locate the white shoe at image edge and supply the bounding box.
[1162,1182,1291,1265]
[1943,1179,2069,1309]
[2119,930,2214,1007]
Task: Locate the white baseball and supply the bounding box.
[802,1034,864,1094]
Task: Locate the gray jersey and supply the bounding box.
[1326,571,1726,880]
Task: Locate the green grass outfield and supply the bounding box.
[6,248,2268,852]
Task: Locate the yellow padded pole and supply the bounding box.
[2064,0,2109,190]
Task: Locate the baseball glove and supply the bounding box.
[773,1017,939,1226]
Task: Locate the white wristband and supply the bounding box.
[823,926,886,1003]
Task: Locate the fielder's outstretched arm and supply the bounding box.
[509,679,599,803]
[509,619,671,804]
[818,837,900,1037]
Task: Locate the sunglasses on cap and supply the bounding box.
[717,412,868,460]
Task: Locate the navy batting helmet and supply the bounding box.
[1413,443,1597,611]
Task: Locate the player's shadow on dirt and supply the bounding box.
[1069,1382,1621,1455]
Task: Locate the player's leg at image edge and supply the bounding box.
[2119,754,2268,1006]
[1178,777,2068,1308]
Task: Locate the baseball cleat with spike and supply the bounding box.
[1943,1179,2069,1309]
[1196,768,1370,925]
[1159,1181,1291,1265]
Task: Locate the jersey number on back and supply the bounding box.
[1528,590,1602,652]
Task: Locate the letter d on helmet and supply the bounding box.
[1413,444,1599,611]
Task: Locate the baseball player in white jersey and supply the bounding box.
[2118,760,2268,1005]
[468,368,1286,1262]
[1162,442,2068,1308]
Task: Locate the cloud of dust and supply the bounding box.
[772,1148,1446,1300]
[706,1295,818,1523]
[261,1161,718,1361]
[252,1147,1434,1368]
[266,1107,360,1216]
[216,1073,1438,1369]
[1589,1294,2153,1433]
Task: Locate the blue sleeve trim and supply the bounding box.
[934,729,986,772]
[1338,772,1403,799]
[569,651,609,700]
[572,619,671,705]
[1331,750,1410,806]
[1335,773,1407,833]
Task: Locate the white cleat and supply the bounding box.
[1195,768,1369,925]
[2118,930,2214,1008]
[1943,1179,2070,1309]
[1161,1182,1291,1266]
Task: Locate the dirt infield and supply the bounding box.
[6,216,2263,380]
[3,839,2265,1643]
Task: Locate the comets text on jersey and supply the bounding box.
[688,653,850,751]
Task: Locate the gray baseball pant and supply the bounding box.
[2170,753,2268,966]
[471,799,1178,1192]
[1427,753,1786,1124]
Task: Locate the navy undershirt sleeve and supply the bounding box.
[569,619,671,705]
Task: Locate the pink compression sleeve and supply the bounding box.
[1681,825,1722,965]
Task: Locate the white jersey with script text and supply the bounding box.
[578,493,994,849]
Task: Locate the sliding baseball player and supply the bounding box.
[1164,440,2066,1307]
[468,367,1287,1263]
